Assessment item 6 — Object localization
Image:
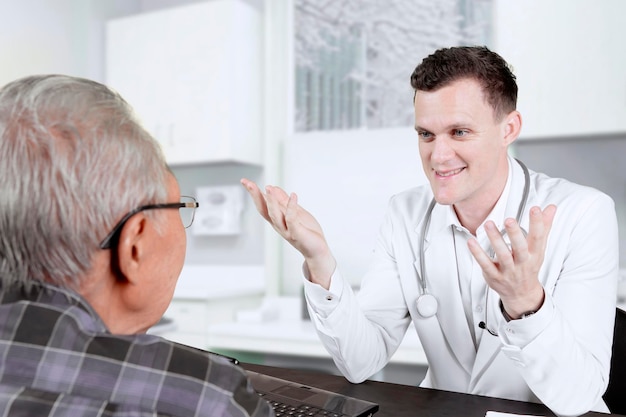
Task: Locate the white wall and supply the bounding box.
[280,127,427,295]
[0,0,259,87]
[0,0,141,86]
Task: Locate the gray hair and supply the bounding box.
[0,74,169,289]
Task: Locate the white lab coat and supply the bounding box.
[304,157,619,417]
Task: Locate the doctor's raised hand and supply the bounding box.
[240,178,336,289]
[468,204,557,320]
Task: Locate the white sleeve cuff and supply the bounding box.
[302,263,345,318]
[498,292,554,348]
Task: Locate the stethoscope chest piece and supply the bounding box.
[416,293,438,318]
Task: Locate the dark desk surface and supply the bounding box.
[242,363,623,417]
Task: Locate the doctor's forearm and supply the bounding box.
[303,251,337,290]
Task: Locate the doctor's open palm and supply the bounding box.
[241,178,337,289]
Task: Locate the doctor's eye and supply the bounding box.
[452,129,469,137]
[417,130,434,141]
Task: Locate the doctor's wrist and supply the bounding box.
[500,288,545,321]
[500,300,536,321]
[303,254,336,290]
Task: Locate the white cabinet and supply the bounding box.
[492,0,626,139]
[105,0,261,165]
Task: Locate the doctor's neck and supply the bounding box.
[452,187,508,236]
[453,206,491,236]
[452,157,511,235]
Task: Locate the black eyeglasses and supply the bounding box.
[99,195,199,249]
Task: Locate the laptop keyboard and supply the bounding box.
[257,392,347,417]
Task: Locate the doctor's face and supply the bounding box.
[414,78,514,214]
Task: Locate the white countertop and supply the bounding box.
[207,296,427,366]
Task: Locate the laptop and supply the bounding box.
[246,370,379,417]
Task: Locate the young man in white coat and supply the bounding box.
[242,46,619,416]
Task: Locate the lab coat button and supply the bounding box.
[325,295,333,301]
[475,305,483,313]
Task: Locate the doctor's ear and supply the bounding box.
[502,110,522,145]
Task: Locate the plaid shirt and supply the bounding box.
[0,282,273,417]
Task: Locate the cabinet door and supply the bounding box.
[106,0,261,165]
[492,0,626,139]
[106,10,176,158]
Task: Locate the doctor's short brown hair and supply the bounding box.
[410,46,518,121]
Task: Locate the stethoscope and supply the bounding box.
[415,159,531,318]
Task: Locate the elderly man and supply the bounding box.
[0,74,272,417]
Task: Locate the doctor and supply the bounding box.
[242,46,619,416]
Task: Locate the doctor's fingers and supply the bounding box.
[284,192,300,230]
[468,235,530,297]
[283,192,322,251]
[502,217,530,264]
[268,192,326,255]
[264,186,293,234]
[282,192,303,240]
[240,178,271,222]
[264,186,320,239]
[467,236,502,279]
[526,205,557,256]
[284,193,325,238]
[483,221,519,267]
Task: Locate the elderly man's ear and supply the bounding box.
[114,213,152,282]
[78,212,156,334]
[111,213,158,316]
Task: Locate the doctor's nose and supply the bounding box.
[430,137,456,164]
